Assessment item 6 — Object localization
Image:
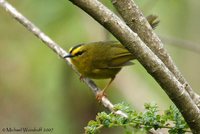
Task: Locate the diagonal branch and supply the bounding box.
[68,0,200,133]
[111,0,200,108]
[161,35,200,54]
[0,0,127,118]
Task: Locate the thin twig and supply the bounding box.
[0,0,127,118]
[161,35,200,54]
[69,0,200,133]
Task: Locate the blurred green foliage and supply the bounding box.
[85,103,189,134]
[0,0,200,133]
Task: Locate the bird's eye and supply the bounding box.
[75,51,84,56]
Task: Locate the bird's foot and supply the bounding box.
[96,91,106,102]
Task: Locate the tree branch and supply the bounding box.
[0,0,127,118]
[69,0,200,133]
[111,0,200,109]
[161,35,200,54]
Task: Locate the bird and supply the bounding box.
[64,41,135,100]
[64,14,159,100]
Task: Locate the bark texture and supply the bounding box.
[111,0,200,109]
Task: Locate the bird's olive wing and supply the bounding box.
[108,53,135,68]
[94,46,135,69]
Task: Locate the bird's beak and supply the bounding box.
[63,53,73,58]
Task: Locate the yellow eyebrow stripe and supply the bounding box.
[70,45,83,56]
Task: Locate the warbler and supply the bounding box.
[64,15,159,99]
[64,41,135,99]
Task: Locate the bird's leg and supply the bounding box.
[102,77,114,93]
[96,77,115,101]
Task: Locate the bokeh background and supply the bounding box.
[0,0,200,133]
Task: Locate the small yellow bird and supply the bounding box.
[64,41,135,99]
[64,15,159,100]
